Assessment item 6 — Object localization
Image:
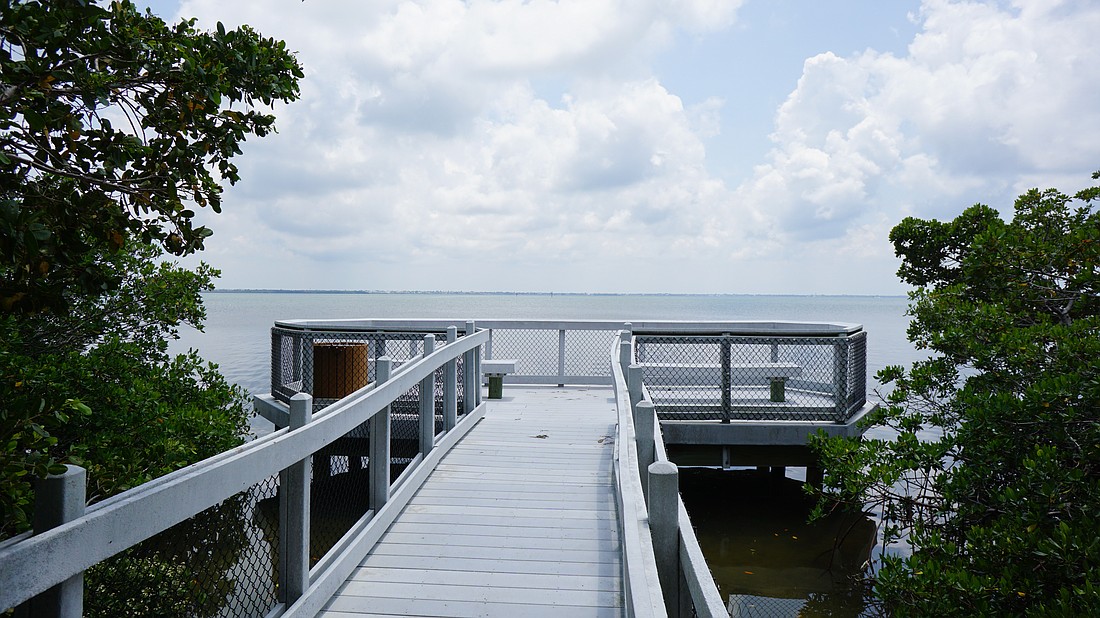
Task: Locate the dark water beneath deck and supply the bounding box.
[680,468,877,617]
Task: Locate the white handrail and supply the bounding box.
[276,318,863,336]
[0,329,489,612]
[611,335,668,618]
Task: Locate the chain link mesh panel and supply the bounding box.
[271,328,461,413]
[484,327,619,382]
[85,476,280,617]
[847,331,867,413]
[726,591,878,617]
[304,369,450,571]
[635,335,866,422]
[565,329,618,377]
[487,328,559,378]
[726,593,811,617]
[307,416,371,568]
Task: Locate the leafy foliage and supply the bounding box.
[0,243,248,537]
[1,0,300,535]
[0,0,302,314]
[812,172,1100,615]
[1,2,302,612]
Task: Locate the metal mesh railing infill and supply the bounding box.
[270,328,467,414]
[635,332,866,423]
[270,326,462,576]
[485,327,619,384]
[84,476,281,618]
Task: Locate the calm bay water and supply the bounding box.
[176,291,920,617]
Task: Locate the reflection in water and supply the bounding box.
[679,468,878,617]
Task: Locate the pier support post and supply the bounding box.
[444,326,458,430]
[280,393,312,604]
[807,465,824,490]
[649,461,680,617]
[26,465,85,618]
[635,401,656,505]
[420,335,436,456]
[371,358,393,510]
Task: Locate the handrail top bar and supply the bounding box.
[274,318,863,335]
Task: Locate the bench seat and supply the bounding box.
[482,359,518,399]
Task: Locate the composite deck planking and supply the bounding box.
[319,386,624,617]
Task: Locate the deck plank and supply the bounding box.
[319,386,625,617]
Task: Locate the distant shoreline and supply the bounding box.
[207,288,905,299]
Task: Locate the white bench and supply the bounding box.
[482,359,518,399]
[641,362,801,402]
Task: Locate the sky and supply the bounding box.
[140,0,1100,295]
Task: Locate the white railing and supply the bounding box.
[617,330,729,618]
[0,328,489,616]
[610,332,668,618]
[7,317,867,617]
[274,318,863,392]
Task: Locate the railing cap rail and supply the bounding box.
[274,318,862,336]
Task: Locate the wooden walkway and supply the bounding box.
[319,386,623,618]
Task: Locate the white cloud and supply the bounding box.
[737,0,1100,248]
[168,0,1100,294]
[172,0,744,290]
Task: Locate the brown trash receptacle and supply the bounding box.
[313,342,370,399]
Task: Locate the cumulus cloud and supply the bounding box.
[169,0,1099,294]
[172,0,742,288]
[736,0,1100,254]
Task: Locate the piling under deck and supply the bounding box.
[319,386,623,618]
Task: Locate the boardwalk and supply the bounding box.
[320,386,624,618]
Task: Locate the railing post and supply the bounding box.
[371,357,393,510]
[720,335,731,424]
[628,364,644,412]
[280,393,312,604]
[619,322,632,374]
[619,339,632,375]
[649,460,680,617]
[635,401,656,505]
[463,321,477,414]
[26,465,85,618]
[475,334,483,407]
[444,326,458,430]
[834,338,848,422]
[486,328,493,360]
[557,328,566,387]
[420,335,436,456]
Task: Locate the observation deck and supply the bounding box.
[2,319,873,618]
